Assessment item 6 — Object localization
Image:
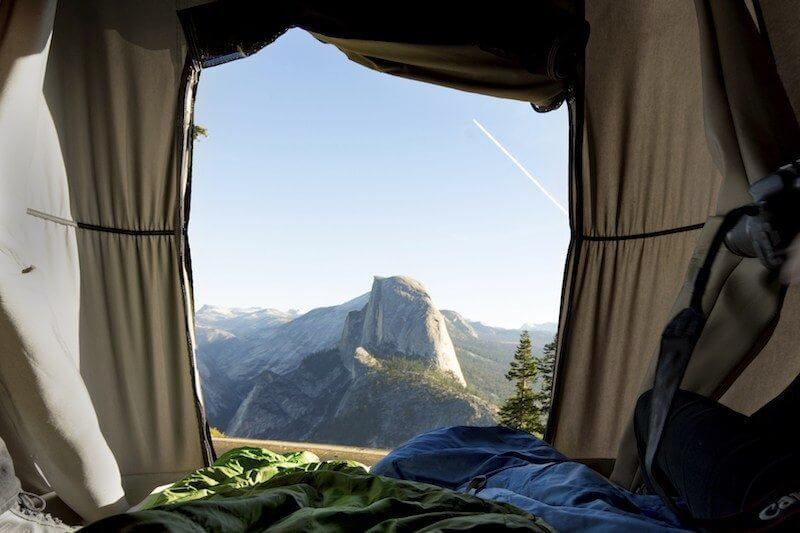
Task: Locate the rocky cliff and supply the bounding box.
[227,348,495,448]
[228,293,370,380]
[195,275,557,444]
[339,276,465,385]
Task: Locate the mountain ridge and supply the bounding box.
[195,275,556,447]
[339,276,465,385]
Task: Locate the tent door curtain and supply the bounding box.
[610,0,800,488]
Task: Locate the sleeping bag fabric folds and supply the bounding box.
[372,426,687,532]
[85,446,554,532]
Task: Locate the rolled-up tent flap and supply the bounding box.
[177,1,587,109]
[308,35,571,107]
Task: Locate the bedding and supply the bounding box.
[372,425,689,532]
[138,448,360,509]
[83,447,552,531]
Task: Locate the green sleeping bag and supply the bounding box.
[84,447,552,532]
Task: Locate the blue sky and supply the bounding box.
[189,29,570,329]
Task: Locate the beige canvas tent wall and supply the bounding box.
[0,0,209,519]
[0,0,798,521]
[546,0,800,488]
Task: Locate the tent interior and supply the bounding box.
[0,0,799,527]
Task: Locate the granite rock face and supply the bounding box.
[339,276,465,385]
[195,275,557,441]
[227,348,495,448]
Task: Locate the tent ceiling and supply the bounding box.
[177,1,588,109]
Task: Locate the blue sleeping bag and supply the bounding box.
[372,426,689,532]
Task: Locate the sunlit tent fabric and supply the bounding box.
[545,1,721,464]
[0,0,128,521]
[547,0,800,485]
[0,0,587,520]
[610,0,800,486]
[0,0,211,520]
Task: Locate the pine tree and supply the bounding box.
[538,334,558,422]
[498,331,546,436]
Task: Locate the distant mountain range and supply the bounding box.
[195,276,556,448]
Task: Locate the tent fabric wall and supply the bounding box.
[758,0,800,119]
[0,0,128,521]
[178,1,586,109]
[0,0,210,516]
[310,35,572,107]
[548,0,722,459]
[551,0,800,471]
[718,0,800,414]
[41,0,212,505]
[609,0,799,488]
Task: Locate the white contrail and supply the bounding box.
[472,119,568,217]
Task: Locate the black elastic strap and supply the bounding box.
[643,206,758,527]
[643,307,705,523]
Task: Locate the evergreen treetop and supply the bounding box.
[498,331,547,436]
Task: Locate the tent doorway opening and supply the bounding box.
[188,29,569,456]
